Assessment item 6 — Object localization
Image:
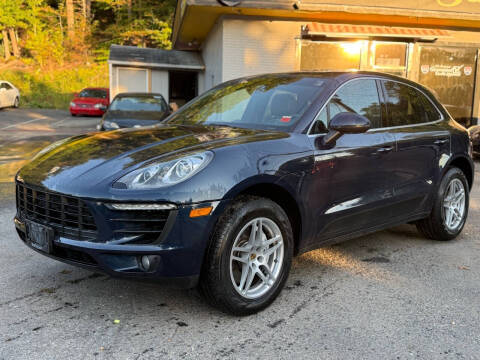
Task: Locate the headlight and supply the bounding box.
[104,121,119,129]
[70,102,76,107]
[94,103,106,109]
[114,151,214,189]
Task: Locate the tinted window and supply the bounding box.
[166,76,328,131]
[110,96,167,112]
[311,79,381,134]
[0,82,11,90]
[420,94,442,122]
[79,89,107,98]
[383,81,440,126]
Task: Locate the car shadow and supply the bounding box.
[37,223,438,318]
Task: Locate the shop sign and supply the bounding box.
[421,65,430,74]
[429,64,464,77]
[464,66,473,76]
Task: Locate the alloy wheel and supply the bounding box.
[229,217,284,299]
[443,178,466,231]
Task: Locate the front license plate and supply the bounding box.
[25,220,54,254]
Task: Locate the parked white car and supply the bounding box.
[0,81,20,108]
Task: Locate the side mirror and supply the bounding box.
[322,112,370,147]
[0,88,5,92]
[74,93,79,97]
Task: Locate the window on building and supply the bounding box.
[300,41,361,71]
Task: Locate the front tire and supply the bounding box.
[200,196,293,315]
[416,167,469,241]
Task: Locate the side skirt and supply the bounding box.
[297,212,430,256]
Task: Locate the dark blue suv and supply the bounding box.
[14,72,474,315]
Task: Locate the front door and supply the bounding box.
[0,82,7,107]
[304,78,397,243]
[3,82,15,106]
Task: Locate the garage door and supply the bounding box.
[116,68,148,94]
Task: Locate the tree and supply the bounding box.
[66,0,74,40]
[2,29,10,60]
[8,28,20,57]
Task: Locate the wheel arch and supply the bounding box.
[447,155,474,191]
[227,179,304,256]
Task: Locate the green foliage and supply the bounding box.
[24,29,65,67]
[0,0,176,64]
[0,63,108,108]
[0,0,176,108]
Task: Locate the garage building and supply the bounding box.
[108,45,204,107]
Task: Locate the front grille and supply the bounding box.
[16,184,98,241]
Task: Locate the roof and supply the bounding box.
[114,92,166,98]
[172,0,480,50]
[216,70,426,89]
[108,45,205,70]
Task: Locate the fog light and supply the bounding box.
[138,255,161,272]
[141,256,151,270]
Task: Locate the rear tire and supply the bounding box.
[200,196,293,315]
[13,97,19,108]
[416,167,469,241]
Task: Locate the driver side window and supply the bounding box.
[310,79,382,134]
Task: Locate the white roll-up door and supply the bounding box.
[116,67,148,96]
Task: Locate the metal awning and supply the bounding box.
[302,23,451,41]
[108,45,205,70]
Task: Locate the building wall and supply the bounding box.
[199,20,223,93]
[221,19,300,82]
[151,70,169,102]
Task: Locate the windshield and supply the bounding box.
[165,75,328,131]
[79,89,107,98]
[110,96,167,112]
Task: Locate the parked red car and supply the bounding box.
[70,88,109,116]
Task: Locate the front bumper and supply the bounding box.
[14,196,228,288]
[70,107,105,116]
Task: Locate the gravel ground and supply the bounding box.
[0,109,479,359]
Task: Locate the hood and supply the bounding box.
[104,110,169,126]
[18,124,288,195]
[73,97,108,105]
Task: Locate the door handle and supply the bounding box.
[376,146,394,154]
[434,138,449,145]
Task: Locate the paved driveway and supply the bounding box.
[0,109,479,359]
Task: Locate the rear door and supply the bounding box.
[305,78,398,242]
[381,80,450,216]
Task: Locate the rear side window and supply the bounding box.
[420,94,442,122]
[311,79,382,134]
[383,81,441,127]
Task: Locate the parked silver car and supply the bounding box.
[0,81,20,108]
